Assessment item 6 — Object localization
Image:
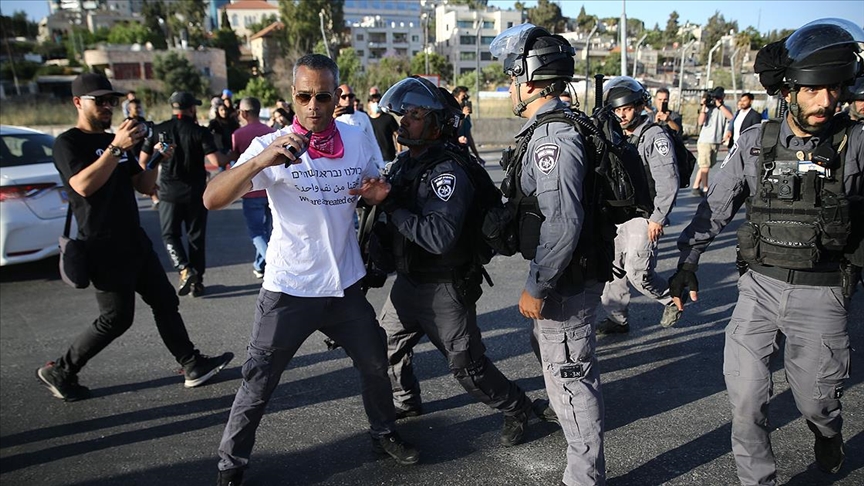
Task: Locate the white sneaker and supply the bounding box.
[253,269,264,279]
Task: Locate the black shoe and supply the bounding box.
[500,410,529,446]
[191,282,205,298]
[371,432,420,465]
[532,399,560,426]
[183,352,233,388]
[217,468,244,486]
[815,432,845,474]
[37,362,91,402]
[596,318,629,335]
[394,405,423,420]
[178,267,199,296]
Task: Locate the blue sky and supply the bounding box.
[2,0,862,34]
[489,1,864,34]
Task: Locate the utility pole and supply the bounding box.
[620,0,627,76]
[422,12,429,74]
[584,22,598,111]
[677,39,695,112]
[475,17,481,118]
[705,39,723,89]
[319,10,330,58]
[730,46,741,96]
[632,33,647,77]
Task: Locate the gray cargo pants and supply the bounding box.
[217,283,397,472]
[600,217,672,325]
[724,270,850,486]
[380,275,531,416]
[534,282,607,486]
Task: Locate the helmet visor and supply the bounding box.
[785,18,864,62]
[490,23,537,59]
[379,78,444,116]
[602,76,645,97]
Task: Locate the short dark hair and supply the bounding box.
[293,54,339,89]
[656,87,670,96]
[239,96,261,115]
[741,93,754,101]
[452,86,469,97]
[128,98,141,106]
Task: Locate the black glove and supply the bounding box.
[669,264,699,300]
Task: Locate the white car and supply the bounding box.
[0,125,71,266]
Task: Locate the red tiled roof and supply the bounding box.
[224,0,278,11]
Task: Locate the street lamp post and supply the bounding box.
[475,18,481,117]
[705,39,723,90]
[422,13,429,74]
[319,10,330,58]
[620,0,627,76]
[584,22,599,110]
[677,39,695,112]
[730,46,742,96]
[632,33,647,77]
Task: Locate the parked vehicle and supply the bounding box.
[0,125,70,266]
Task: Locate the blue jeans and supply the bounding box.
[241,197,272,272]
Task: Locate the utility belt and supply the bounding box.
[401,265,470,284]
[748,263,842,287]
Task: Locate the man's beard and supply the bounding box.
[87,112,111,130]
[792,106,830,135]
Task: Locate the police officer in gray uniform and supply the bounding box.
[491,23,613,485]
[596,76,682,334]
[668,18,864,485]
[371,76,544,446]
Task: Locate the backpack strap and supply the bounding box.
[759,119,782,181]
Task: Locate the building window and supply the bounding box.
[356,50,364,57]
[460,36,476,45]
[481,36,495,45]
[144,63,153,79]
[411,35,419,42]
[507,22,514,28]
[460,51,476,61]
[460,67,476,75]
[111,63,141,80]
[481,51,492,61]
[457,20,473,29]
[232,14,239,27]
[483,21,493,29]
[412,50,419,57]
[356,33,364,41]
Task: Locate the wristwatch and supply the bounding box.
[106,144,123,158]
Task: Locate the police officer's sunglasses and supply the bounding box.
[294,92,334,105]
[80,95,119,107]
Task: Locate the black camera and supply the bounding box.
[776,173,800,200]
[461,95,472,109]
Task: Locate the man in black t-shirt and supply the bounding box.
[140,92,227,297]
[38,73,232,402]
[367,92,401,165]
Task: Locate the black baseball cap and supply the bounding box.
[169,91,203,109]
[71,72,124,98]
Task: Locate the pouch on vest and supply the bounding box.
[736,222,760,263]
[758,221,820,269]
[819,190,850,251]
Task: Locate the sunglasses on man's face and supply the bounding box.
[341,93,356,100]
[80,95,119,107]
[294,92,334,105]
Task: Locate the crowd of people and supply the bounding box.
[36,16,863,486]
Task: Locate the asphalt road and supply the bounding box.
[1,148,862,486]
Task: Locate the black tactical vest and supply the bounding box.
[737,119,852,271]
[386,147,472,279]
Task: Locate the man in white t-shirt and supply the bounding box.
[335,83,384,169]
[204,54,420,486]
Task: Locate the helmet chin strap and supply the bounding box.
[513,81,563,116]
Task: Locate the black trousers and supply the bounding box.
[56,240,198,376]
[157,197,208,277]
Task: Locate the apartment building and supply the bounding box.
[433,4,521,78]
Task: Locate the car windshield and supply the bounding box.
[0,133,55,168]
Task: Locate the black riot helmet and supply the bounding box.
[603,76,651,109]
[490,23,575,84]
[846,76,864,101]
[756,18,864,95]
[379,76,462,146]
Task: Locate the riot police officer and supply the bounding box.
[597,77,682,334]
[491,23,613,485]
[669,18,864,484]
[372,76,546,447]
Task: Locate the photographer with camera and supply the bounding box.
[647,87,683,137]
[139,91,229,298]
[693,87,733,195]
[451,86,484,165]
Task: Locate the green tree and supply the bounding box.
[0,10,38,39]
[238,76,279,106]
[410,51,452,81]
[337,47,362,88]
[220,10,231,30]
[665,11,680,42]
[525,0,567,33]
[153,51,205,97]
[106,21,159,45]
[700,11,738,64]
[363,57,411,94]
[576,5,596,31]
[447,0,489,8]
[211,28,242,65]
[279,0,344,56]
[600,51,622,76]
[141,0,169,49]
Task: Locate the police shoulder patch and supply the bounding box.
[653,137,671,157]
[431,173,456,202]
[535,144,559,174]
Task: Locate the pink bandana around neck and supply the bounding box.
[292,117,344,159]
